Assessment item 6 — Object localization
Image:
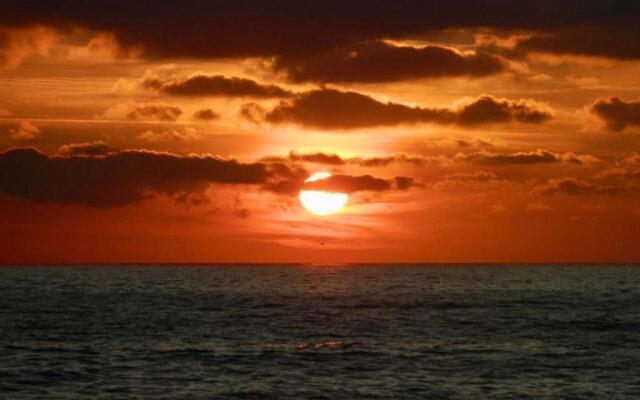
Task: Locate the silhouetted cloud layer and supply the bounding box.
[254,89,552,129]
[273,41,505,83]
[144,74,292,98]
[0,147,414,206]
[0,148,270,207]
[2,1,638,60]
[301,174,416,193]
[591,97,640,131]
[264,151,439,167]
[516,27,640,60]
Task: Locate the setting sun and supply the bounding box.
[299,172,348,216]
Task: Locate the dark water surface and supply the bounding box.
[1,265,640,399]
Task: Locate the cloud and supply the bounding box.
[239,103,267,124]
[352,154,438,167]
[272,41,506,83]
[58,141,119,156]
[193,109,219,121]
[532,178,614,196]
[455,149,594,165]
[255,89,552,129]
[599,167,640,181]
[0,26,59,68]
[2,2,638,60]
[0,147,273,207]
[144,74,292,98]
[126,105,182,122]
[433,171,502,190]
[590,97,640,132]
[1,146,412,206]
[454,96,553,126]
[516,27,640,60]
[287,151,346,166]
[264,151,442,167]
[104,102,183,121]
[301,174,416,193]
[137,128,202,142]
[263,166,418,195]
[453,137,495,149]
[393,176,418,190]
[8,121,40,141]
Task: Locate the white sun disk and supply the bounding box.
[299,172,348,216]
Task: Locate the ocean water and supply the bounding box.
[1,265,639,399]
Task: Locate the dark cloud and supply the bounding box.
[455,96,552,125]
[302,174,390,193]
[193,109,219,121]
[1,147,414,204]
[263,151,439,167]
[144,74,292,98]
[456,149,588,165]
[516,27,640,60]
[257,89,552,129]
[1,1,638,60]
[264,169,418,196]
[0,147,272,207]
[393,176,418,190]
[273,41,505,83]
[58,141,119,156]
[124,104,182,121]
[590,97,640,132]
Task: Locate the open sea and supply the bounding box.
[1,265,639,399]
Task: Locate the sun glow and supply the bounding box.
[299,172,348,216]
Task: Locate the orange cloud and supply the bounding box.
[455,150,595,165]
[58,141,119,156]
[0,26,59,68]
[104,102,183,121]
[8,121,40,141]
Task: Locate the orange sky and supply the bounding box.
[1,2,640,263]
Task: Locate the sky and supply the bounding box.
[1,1,640,263]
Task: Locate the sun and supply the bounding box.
[299,172,348,216]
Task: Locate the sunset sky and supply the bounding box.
[1,1,640,263]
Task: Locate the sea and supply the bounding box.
[1,264,639,399]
